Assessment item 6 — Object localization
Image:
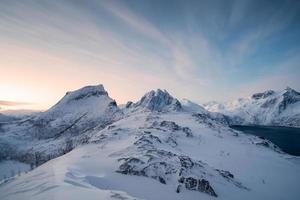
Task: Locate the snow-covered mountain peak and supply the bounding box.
[281,87,300,100]
[250,87,299,101]
[49,84,113,111]
[60,84,108,104]
[30,84,121,139]
[132,89,182,112]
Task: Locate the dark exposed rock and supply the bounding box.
[108,100,117,107]
[176,184,182,193]
[185,177,198,190]
[278,88,300,113]
[125,101,133,108]
[198,179,218,197]
[193,113,229,127]
[116,157,146,176]
[107,125,116,130]
[178,176,217,197]
[182,127,193,137]
[178,156,194,169]
[160,121,180,131]
[258,136,265,140]
[252,90,275,100]
[158,176,166,184]
[217,169,234,179]
[159,121,193,137]
[134,134,162,147]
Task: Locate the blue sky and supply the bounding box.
[0,0,299,109]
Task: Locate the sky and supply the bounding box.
[0,0,300,110]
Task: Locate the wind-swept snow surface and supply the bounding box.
[0,85,299,200]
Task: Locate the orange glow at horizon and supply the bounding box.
[0,44,162,111]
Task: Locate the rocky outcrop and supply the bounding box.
[158,121,193,137]
[115,118,248,197]
[116,152,219,197]
[178,176,217,197]
[252,90,275,100]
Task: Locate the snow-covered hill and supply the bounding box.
[0,85,299,200]
[204,87,300,127]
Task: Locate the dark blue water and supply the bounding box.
[230,125,300,156]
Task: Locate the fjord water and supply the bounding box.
[231,125,300,156]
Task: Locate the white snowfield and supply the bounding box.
[0,85,299,200]
[204,87,300,127]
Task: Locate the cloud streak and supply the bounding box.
[0,100,32,106]
[0,0,299,106]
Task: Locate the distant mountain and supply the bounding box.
[0,85,299,200]
[204,87,300,127]
[0,109,41,118]
[0,113,17,122]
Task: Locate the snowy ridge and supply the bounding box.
[0,85,299,200]
[204,87,300,127]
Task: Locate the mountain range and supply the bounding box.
[0,85,299,200]
[204,87,300,127]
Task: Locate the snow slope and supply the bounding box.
[204,87,300,127]
[0,86,299,200]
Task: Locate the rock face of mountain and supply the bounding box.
[204,87,300,127]
[0,85,300,200]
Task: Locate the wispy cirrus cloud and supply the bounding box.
[0,0,299,106]
[0,100,32,106]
